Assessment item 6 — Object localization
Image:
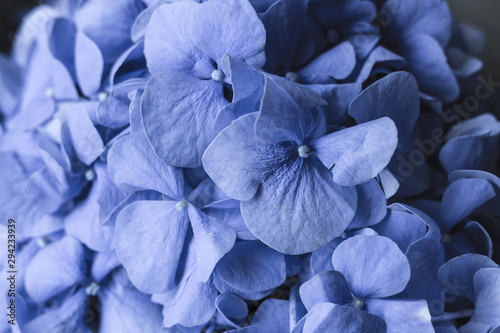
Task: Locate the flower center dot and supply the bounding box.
[98,92,109,102]
[353,298,364,309]
[286,72,299,82]
[36,237,49,248]
[85,282,100,296]
[175,200,189,212]
[211,69,224,82]
[45,88,55,98]
[85,169,96,182]
[298,145,311,158]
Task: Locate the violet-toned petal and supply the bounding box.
[332,235,411,298]
[312,117,398,186]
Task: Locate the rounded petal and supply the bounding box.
[312,117,398,186]
[299,271,352,311]
[303,302,386,333]
[365,299,434,333]
[215,241,286,293]
[242,158,357,254]
[437,254,498,302]
[141,72,226,167]
[25,236,86,303]
[115,200,190,293]
[332,234,411,298]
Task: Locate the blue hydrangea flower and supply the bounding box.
[380,0,459,102]
[22,236,163,333]
[141,0,266,167]
[299,234,434,332]
[437,254,500,332]
[213,241,286,300]
[108,130,237,293]
[439,114,500,174]
[203,77,398,254]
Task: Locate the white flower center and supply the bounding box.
[298,145,311,158]
[85,169,96,182]
[211,69,224,82]
[85,282,100,296]
[36,237,49,248]
[175,200,189,212]
[353,298,364,309]
[98,92,109,102]
[45,88,55,98]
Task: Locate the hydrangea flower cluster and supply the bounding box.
[1,0,499,332]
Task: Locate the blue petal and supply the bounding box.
[116,200,190,293]
[213,272,275,301]
[470,268,500,329]
[303,302,386,333]
[215,54,264,131]
[252,299,290,333]
[355,46,405,84]
[405,238,445,316]
[439,114,500,174]
[101,190,162,226]
[372,205,431,252]
[299,42,356,81]
[187,205,236,282]
[152,275,217,328]
[108,131,185,199]
[400,34,459,103]
[215,241,286,293]
[310,239,341,275]
[437,254,498,302]
[25,236,86,303]
[383,0,452,47]
[203,198,256,241]
[440,178,496,232]
[75,30,103,97]
[299,271,352,311]
[259,0,316,74]
[307,83,361,125]
[332,235,411,298]
[24,162,86,214]
[312,117,398,186]
[446,47,483,77]
[348,71,420,137]
[255,77,326,144]
[65,163,116,252]
[215,293,248,329]
[241,156,357,254]
[464,221,493,258]
[99,273,164,332]
[111,40,148,85]
[22,290,89,333]
[91,251,122,282]
[131,0,170,42]
[203,113,278,202]
[141,72,227,167]
[144,2,205,75]
[75,0,143,62]
[97,78,147,128]
[190,0,266,67]
[348,179,387,230]
[365,299,433,332]
[66,104,104,165]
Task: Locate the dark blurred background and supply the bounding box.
[1,0,499,81]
